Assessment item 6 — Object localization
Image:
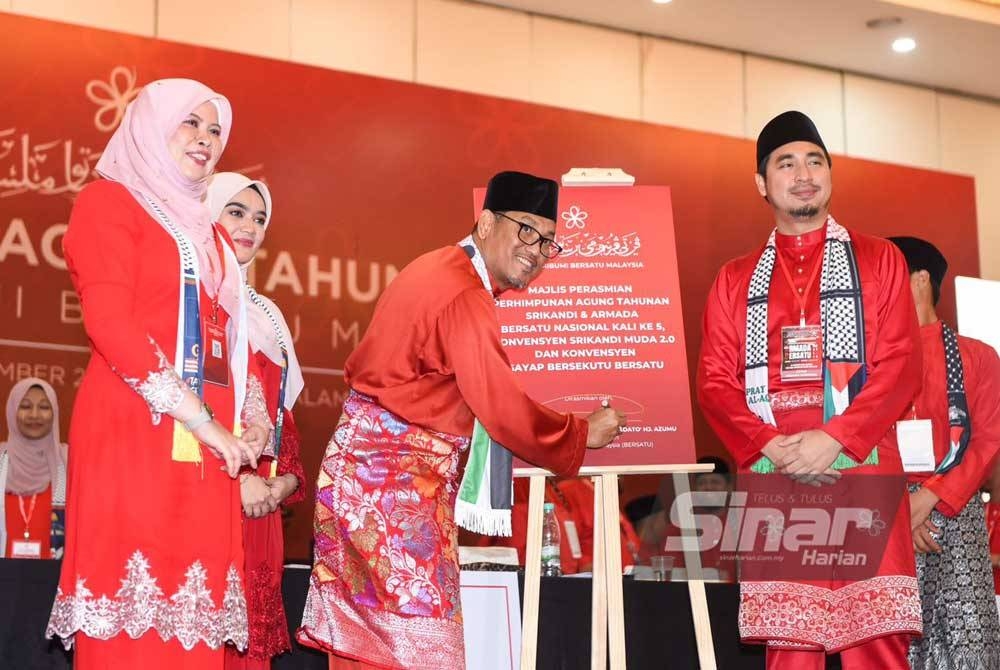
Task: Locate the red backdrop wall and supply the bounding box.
[0,12,978,558]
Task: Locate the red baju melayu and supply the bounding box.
[225,350,306,669]
[908,322,1000,513]
[299,245,587,669]
[46,181,259,668]
[697,223,922,664]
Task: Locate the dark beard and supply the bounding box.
[788,205,820,219]
[506,274,527,290]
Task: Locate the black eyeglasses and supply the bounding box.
[496,212,564,259]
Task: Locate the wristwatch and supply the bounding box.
[183,402,214,432]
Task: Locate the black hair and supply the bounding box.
[696,455,732,479]
[757,155,769,178]
[247,183,266,212]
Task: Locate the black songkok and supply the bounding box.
[483,171,559,221]
[756,111,831,171]
[889,236,948,288]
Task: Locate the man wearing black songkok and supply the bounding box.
[697,111,923,668]
[889,236,1000,669]
[299,171,625,668]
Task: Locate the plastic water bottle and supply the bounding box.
[541,502,562,577]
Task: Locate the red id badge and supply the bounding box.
[203,320,230,387]
[781,325,823,382]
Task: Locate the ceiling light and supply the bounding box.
[892,37,917,53]
[652,0,673,4]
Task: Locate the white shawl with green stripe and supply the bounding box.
[454,236,514,536]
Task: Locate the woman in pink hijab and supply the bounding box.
[45,79,272,670]
[0,378,67,560]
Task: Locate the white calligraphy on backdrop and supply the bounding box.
[0,128,101,199]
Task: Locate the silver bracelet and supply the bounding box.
[183,406,213,432]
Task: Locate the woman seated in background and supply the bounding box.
[0,378,67,559]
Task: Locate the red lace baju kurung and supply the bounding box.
[225,351,305,669]
[299,245,587,669]
[697,224,922,655]
[46,181,261,668]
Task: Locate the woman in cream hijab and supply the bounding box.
[209,172,306,669]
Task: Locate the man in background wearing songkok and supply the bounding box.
[889,235,1000,669]
[697,111,923,668]
[298,171,626,669]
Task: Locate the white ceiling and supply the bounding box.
[480,0,1000,101]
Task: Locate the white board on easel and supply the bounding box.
[472,169,696,471]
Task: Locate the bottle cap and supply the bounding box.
[543,502,555,512]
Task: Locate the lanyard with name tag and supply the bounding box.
[781,325,823,382]
[898,413,935,473]
[11,494,43,558]
[775,246,824,382]
[202,227,230,387]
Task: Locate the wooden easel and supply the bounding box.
[515,463,716,670]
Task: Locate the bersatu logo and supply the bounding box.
[561,205,588,229]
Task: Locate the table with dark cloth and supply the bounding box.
[1,559,853,669]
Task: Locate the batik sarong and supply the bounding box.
[909,488,1000,670]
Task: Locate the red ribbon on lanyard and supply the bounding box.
[18,494,38,540]
[208,224,228,323]
[774,246,823,327]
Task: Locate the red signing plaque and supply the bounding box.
[473,186,695,468]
